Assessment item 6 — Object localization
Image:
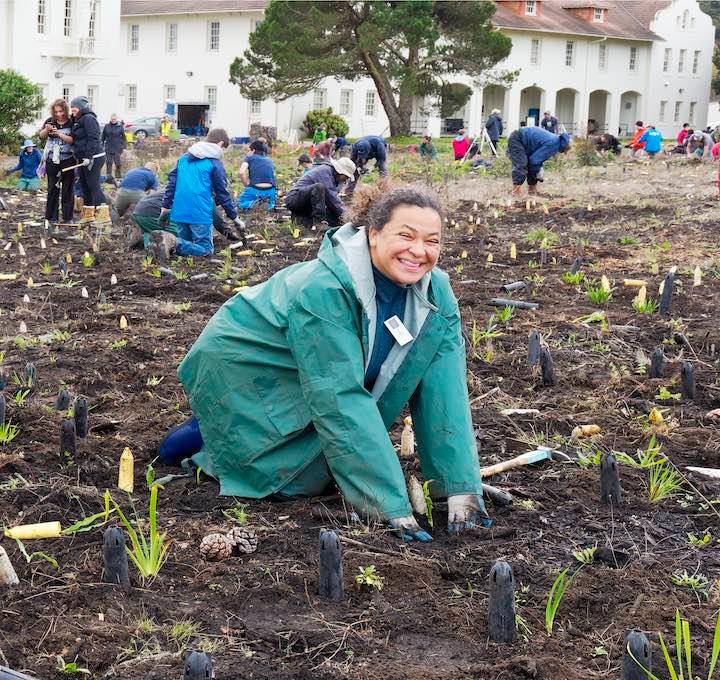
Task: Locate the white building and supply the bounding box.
[0,0,122,128]
[1,0,714,140]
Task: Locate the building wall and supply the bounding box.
[646,0,714,137]
[2,0,123,133]
[119,10,390,138]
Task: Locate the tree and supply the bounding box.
[0,69,44,150]
[229,1,513,136]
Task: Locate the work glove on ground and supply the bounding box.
[158,208,171,227]
[389,515,433,543]
[447,494,492,535]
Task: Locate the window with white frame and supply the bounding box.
[87,85,98,109]
[37,0,47,34]
[163,84,176,101]
[205,86,217,112]
[88,1,98,39]
[207,21,220,51]
[593,7,603,22]
[312,88,327,111]
[365,91,377,117]
[340,89,353,116]
[62,85,73,102]
[682,9,689,28]
[692,50,700,74]
[629,47,637,71]
[530,39,540,65]
[663,48,671,73]
[598,43,607,70]
[166,23,178,52]
[659,100,667,122]
[126,84,137,110]
[674,100,681,123]
[525,0,536,16]
[63,0,72,37]
[678,49,686,73]
[250,99,262,116]
[129,24,139,52]
[565,41,575,67]
[689,101,696,123]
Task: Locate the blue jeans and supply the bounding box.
[238,186,277,210]
[174,222,213,257]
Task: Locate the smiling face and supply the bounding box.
[368,204,442,286]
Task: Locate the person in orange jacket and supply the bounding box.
[625,120,647,156]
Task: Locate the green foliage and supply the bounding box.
[574,136,602,166]
[229,1,513,135]
[355,565,384,591]
[0,69,45,150]
[110,485,170,581]
[633,297,659,314]
[0,420,20,445]
[523,227,559,246]
[56,657,91,675]
[561,271,585,285]
[572,545,597,565]
[687,530,712,547]
[301,108,349,138]
[14,538,59,569]
[222,502,250,525]
[422,480,434,528]
[617,236,638,245]
[656,386,681,401]
[62,490,115,536]
[496,305,514,323]
[648,459,684,503]
[585,282,611,304]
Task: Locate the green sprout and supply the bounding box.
[561,271,585,285]
[585,282,612,304]
[355,565,384,591]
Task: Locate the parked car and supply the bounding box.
[124,116,163,139]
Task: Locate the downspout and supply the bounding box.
[584,36,607,134]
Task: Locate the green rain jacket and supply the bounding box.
[178,223,483,520]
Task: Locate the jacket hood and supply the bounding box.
[354,140,370,158]
[558,132,571,151]
[188,141,224,160]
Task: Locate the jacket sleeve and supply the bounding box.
[287,286,412,520]
[9,154,22,173]
[528,139,559,171]
[101,125,107,144]
[211,161,238,219]
[323,177,345,219]
[150,173,158,191]
[409,295,483,499]
[638,131,649,144]
[162,164,178,209]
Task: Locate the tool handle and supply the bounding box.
[481,451,544,479]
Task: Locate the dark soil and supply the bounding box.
[1,183,719,680]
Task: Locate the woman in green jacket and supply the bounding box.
[160,187,488,541]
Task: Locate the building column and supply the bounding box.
[505,85,521,133]
[606,92,618,136]
[468,87,483,137]
[544,90,557,117]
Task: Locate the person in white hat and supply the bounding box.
[284,156,356,229]
[5,140,42,192]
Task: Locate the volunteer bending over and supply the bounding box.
[159,187,488,541]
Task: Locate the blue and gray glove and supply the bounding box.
[389,515,433,543]
[447,494,492,535]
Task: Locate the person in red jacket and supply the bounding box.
[452,129,470,161]
[626,120,647,156]
[677,123,690,146]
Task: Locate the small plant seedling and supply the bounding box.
[561,271,585,285]
[496,305,514,324]
[81,252,95,268]
[545,568,574,634]
[140,255,153,269]
[146,375,165,388]
[13,389,30,407]
[176,302,192,313]
[56,656,91,675]
[586,283,612,304]
[647,459,684,503]
[633,297,659,314]
[0,420,20,445]
[222,502,249,525]
[173,270,189,281]
[168,618,200,651]
[41,260,52,275]
[14,538,58,569]
[0,473,28,490]
[655,386,681,401]
[355,565,384,591]
[671,569,710,595]
[523,227,559,246]
[618,236,638,245]
[687,530,712,547]
[422,480,434,528]
[109,339,128,350]
[572,545,597,565]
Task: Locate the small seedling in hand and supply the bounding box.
[355,565,384,591]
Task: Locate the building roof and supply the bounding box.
[121,0,266,15]
[615,1,672,30]
[492,1,662,41]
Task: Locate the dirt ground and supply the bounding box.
[0,146,719,679]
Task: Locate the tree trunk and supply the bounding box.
[359,50,412,137]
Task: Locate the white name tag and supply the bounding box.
[384,315,413,346]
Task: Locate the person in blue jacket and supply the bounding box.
[114,161,159,216]
[507,127,571,196]
[238,140,277,210]
[153,128,246,262]
[349,135,388,194]
[5,140,42,192]
[638,125,663,157]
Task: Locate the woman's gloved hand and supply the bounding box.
[447,494,492,535]
[389,515,432,543]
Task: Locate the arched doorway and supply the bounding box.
[520,86,544,126]
[482,85,508,120]
[555,88,579,135]
[619,91,642,136]
[588,90,611,133]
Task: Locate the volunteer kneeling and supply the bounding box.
[159,187,488,541]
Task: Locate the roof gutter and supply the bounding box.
[493,24,656,42]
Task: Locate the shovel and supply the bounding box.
[481,447,566,479]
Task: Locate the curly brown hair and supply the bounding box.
[348,183,443,230]
[49,98,70,120]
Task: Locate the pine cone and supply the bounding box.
[226,527,258,555]
[200,533,233,561]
